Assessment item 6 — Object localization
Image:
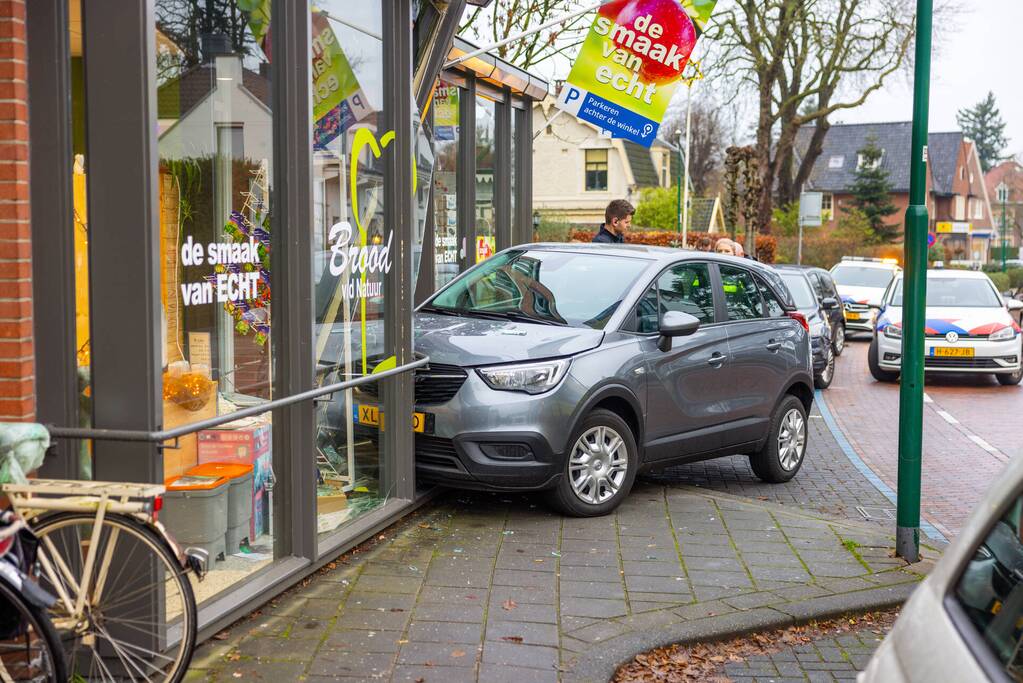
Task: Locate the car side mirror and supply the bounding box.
[657,311,700,352]
[1006,298,1023,312]
[821,297,839,310]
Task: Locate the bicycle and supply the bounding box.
[2,477,208,682]
[0,509,66,682]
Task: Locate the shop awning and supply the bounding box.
[446,37,548,100]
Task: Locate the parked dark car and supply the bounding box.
[401,244,816,516]
[774,265,845,389]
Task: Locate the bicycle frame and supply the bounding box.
[0,478,203,623]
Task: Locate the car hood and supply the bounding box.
[413,312,605,366]
[837,285,886,307]
[876,306,1017,336]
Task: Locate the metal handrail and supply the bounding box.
[47,356,430,444]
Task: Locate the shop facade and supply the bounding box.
[25,0,545,637]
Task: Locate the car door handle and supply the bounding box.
[766,340,782,352]
[707,353,726,367]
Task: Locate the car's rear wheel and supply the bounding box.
[749,395,807,483]
[868,337,900,383]
[814,347,835,389]
[832,324,846,356]
[997,369,1023,386]
[547,409,637,517]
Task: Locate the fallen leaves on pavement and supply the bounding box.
[613,609,899,682]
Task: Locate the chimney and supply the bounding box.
[200,32,232,62]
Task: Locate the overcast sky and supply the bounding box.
[839,0,1023,160]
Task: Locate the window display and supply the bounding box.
[434,80,459,288]
[153,0,276,603]
[475,95,496,262]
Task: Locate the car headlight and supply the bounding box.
[477,359,571,394]
[809,321,826,337]
[883,324,902,340]
[990,325,1018,342]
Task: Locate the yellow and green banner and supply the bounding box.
[555,0,717,147]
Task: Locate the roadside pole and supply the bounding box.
[676,130,683,238]
[682,83,695,247]
[1003,193,1008,272]
[896,0,933,563]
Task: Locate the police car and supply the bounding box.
[869,269,1023,385]
[829,257,902,333]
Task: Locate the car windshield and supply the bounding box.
[778,273,817,309]
[831,264,896,288]
[890,276,1003,308]
[427,249,650,329]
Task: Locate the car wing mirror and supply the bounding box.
[821,297,839,310]
[657,311,700,352]
[1005,298,1023,312]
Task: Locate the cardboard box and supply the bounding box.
[198,421,272,540]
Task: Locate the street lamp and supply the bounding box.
[896,0,933,564]
[674,129,683,241]
[1000,184,1009,272]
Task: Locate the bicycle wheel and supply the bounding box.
[0,578,67,682]
[31,512,197,683]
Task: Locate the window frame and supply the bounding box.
[620,259,723,336]
[584,148,609,192]
[717,263,768,323]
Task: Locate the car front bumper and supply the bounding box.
[843,307,876,331]
[875,333,1023,374]
[412,370,585,492]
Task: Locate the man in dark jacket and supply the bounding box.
[592,199,634,243]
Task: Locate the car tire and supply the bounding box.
[546,408,638,517]
[832,324,846,356]
[749,395,808,483]
[814,347,835,390]
[997,369,1023,386]
[868,337,900,383]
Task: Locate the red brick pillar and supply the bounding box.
[0,0,33,421]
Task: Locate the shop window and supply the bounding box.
[154,0,276,605]
[310,2,434,544]
[585,148,608,191]
[475,94,496,262]
[510,105,517,242]
[433,80,459,289]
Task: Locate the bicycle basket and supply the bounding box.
[0,422,50,485]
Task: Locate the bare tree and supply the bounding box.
[711,0,927,233]
[458,0,591,69]
[662,96,728,197]
[156,0,257,81]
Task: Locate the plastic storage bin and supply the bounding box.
[162,473,229,562]
[187,462,253,553]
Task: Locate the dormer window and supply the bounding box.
[857,151,883,170]
[828,156,844,169]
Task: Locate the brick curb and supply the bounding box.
[562,580,918,683]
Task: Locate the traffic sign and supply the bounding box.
[927,232,936,248]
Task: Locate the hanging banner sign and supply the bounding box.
[434,82,460,141]
[556,0,717,147]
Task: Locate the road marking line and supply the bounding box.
[936,409,959,425]
[923,393,933,404]
[967,434,999,454]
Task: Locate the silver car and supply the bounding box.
[411,244,816,516]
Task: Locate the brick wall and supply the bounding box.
[0,0,33,420]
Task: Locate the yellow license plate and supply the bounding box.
[845,312,861,321]
[354,404,427,433]
[931,347,975,358]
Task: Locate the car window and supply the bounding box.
[820,273,840,299]
[629,285,659,334]
[755,275,786,317]
[658,263,715,324]
[891,277,1004,308]
[808,273,827,300]
[719,265,762,321]
[831,264,897,289]
[953,494,1023,678]
[778,272,818,309]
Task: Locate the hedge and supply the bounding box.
[565,229,778,264]
[988,271,1011,292]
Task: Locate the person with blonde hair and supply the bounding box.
[714,238,736,255]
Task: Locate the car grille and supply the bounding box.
[923,356,1017,369]
[845,303,871,313]
[926,334,989,340]
[414,435,464,472]
[358,363,468,405]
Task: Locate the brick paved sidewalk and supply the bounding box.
[722,619,892,682]
[190,485,926,683]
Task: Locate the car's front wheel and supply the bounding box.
[749,395,807,483]
[997,369,1023,386]
[868,337,900,383]
[547,408,637,517]
[832,324,846,356]
[814,346,835,390]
